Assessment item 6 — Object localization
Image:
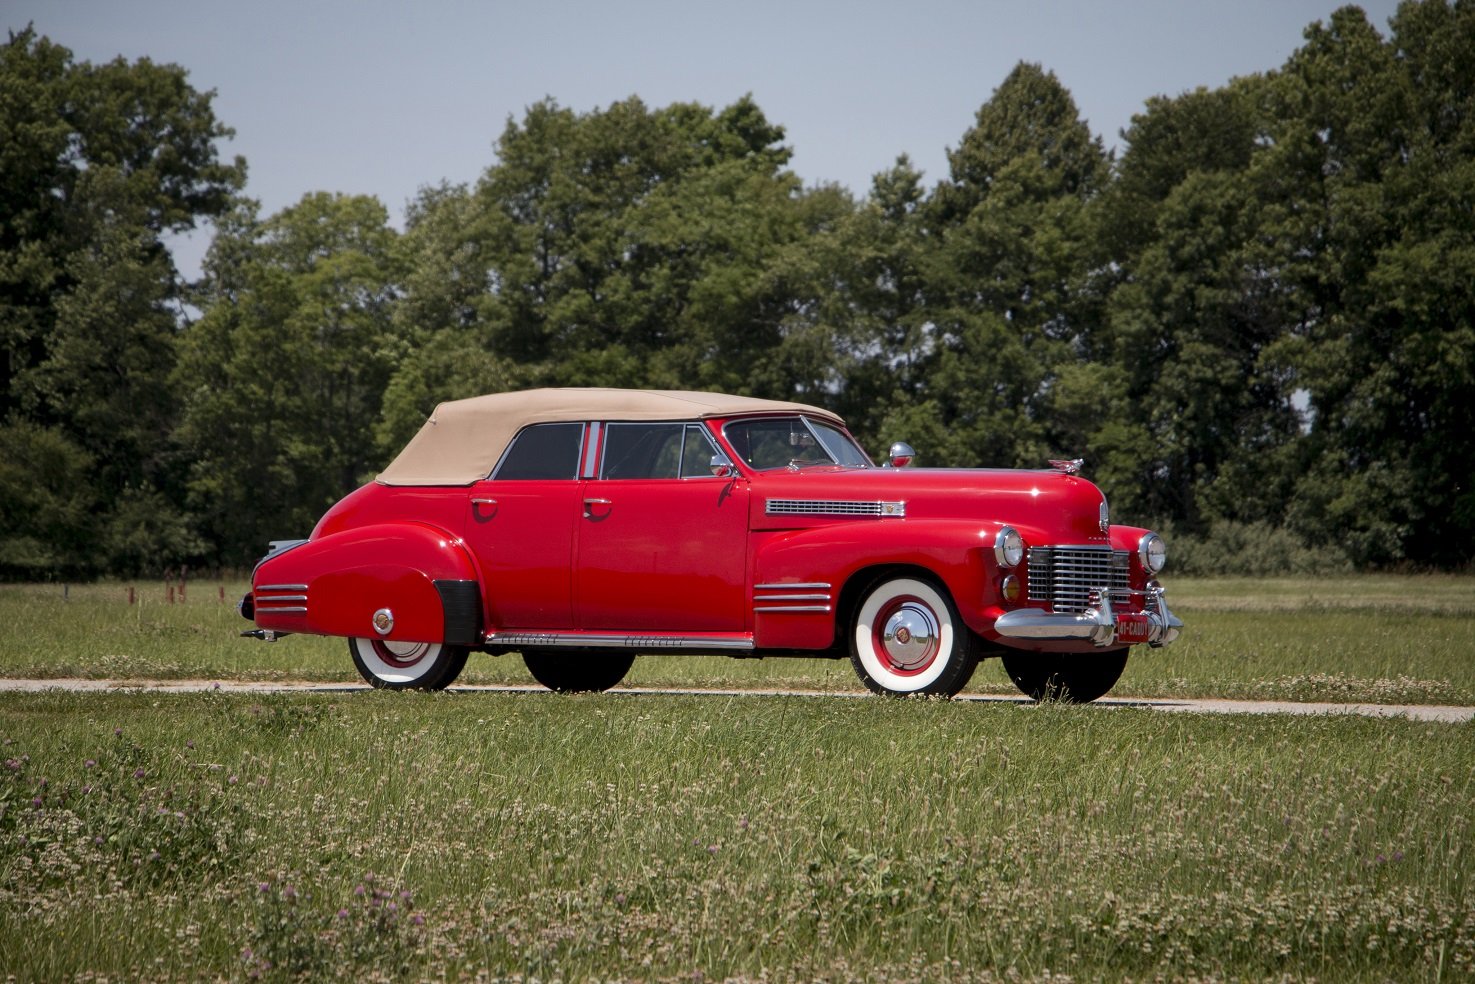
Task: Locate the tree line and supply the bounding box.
[3,2,1473,578]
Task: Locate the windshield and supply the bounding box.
[723,417,872,471]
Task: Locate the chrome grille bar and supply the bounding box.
[1027,546,1130,613]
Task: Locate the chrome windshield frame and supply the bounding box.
[719,415,873,472]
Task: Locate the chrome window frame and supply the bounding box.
[677,423,723,479]
[594,420,726,481]
[488,421,587,481]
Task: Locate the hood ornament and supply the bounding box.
[1048,458,1084,475]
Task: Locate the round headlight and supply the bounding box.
[995,527,1024,568]
[1138,532,1167,574]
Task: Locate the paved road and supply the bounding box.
[1,678,1470,723]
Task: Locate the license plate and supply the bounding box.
[1116,613,1151,645]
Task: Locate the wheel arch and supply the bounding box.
[833,562,955,652]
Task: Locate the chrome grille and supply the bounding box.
[765,499,905,517]
[1026,547,1130,613]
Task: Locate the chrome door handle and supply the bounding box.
[470,497,498,522]
[471,497,497,507]
[582,497,612,518]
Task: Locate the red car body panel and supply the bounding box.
[254,522,476,642]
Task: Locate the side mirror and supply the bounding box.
[885,441,915,468]
[710,454,736,478]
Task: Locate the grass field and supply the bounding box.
[2,576,1473,705]
[2,577,1472,979]
[2,689,1472,982]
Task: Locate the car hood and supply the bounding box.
[747,466,1112,543]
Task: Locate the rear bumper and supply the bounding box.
[993,585,1182,648]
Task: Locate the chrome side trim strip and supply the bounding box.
[765,499,906,518]
[753,580,833,615]
[256,606,307,614]
[257,583,308,591]
[754,593,830,601]
[487,631,754,651]
[256,594,306,602]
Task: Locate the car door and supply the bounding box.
[464,421,585,630]
[575,422,750,632]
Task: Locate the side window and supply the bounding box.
[679,424,721,478]
[601,423,684,480]
[493,422,584,480]
[809,420,871,467]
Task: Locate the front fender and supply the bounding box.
[251,522,481,645]
[750,518,1005,647]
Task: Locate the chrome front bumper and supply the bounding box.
[993,584,1182,648]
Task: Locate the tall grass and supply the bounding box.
[2,690,1471,981]
[2,576,1473,704]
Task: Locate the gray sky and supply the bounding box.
[9,0,1403,273]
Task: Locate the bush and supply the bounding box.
[1163,520,1353,576]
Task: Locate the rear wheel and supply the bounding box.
[349,638,468,691]
[849,576,977,697]
[1000,650,1128,704]
[523,652,635,693]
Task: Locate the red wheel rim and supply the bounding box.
[870,595,941,676]
[370,639,432,669]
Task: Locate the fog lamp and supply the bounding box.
[1000,574,1022,604]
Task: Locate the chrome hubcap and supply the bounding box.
[881,602,940,670]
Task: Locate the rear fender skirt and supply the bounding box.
[252,523,478,643]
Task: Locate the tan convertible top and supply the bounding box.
[376,387,845,486]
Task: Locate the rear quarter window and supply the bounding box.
[492,422,584,480]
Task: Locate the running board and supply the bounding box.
[485,630,754,652]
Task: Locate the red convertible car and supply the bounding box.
[240,388,1181,701]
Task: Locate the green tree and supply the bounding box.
[1100,164,1304,528]
[1261,3,1474,566]
[0,420,94,577]
[900,63,1109,470]
[1095,2,1475,567]
[383,95,841,438]
[176,194,402,565]
[0,26,243,575]
[812,156,933,452]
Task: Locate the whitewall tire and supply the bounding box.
[348,637,469,691]
[849,576,976,697]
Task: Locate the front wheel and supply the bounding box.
[849,576,977,697]
[349,638,469,691]
[523,652,635,693]
[1000,650,1128,704]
